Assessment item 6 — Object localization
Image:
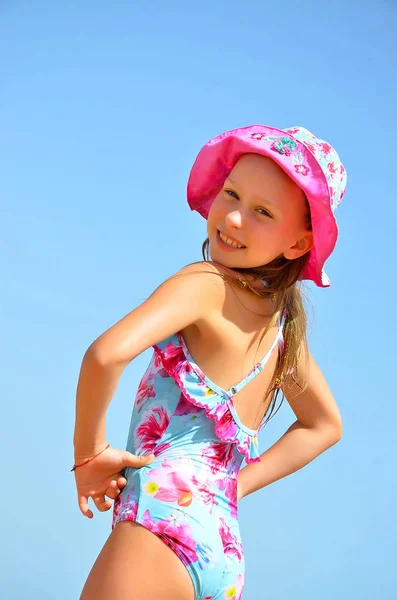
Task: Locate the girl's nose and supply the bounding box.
[225,210,243,228]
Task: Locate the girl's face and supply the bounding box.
[207,153,313,269]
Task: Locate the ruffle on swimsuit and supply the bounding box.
[153,323,284,464]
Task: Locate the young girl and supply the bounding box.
[73,125,346,600]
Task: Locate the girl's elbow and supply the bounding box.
[327,405,343,443]
[315,419,342,446]
[334,425,343,443]
[328,420,343,444]
[84,342,112,367]
[84,341,130,370]
[334,411,343,441]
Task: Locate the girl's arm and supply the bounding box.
[238,351,342,500]
[73,262,223,458]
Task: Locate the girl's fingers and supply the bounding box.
[76,472,126,516]
[105,480,121,500]
[78,494,93,519]
[117,476,127,489]
[93,495,112,512]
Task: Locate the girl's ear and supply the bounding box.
[283,231,314,260]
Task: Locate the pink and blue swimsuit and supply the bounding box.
[113,321,284,600]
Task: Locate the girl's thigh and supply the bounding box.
[80,521,195,600]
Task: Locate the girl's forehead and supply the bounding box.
[231,153,289,180]
[229,154,303,195]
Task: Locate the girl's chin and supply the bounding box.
[208,248,246,268]
[209,242,273,270]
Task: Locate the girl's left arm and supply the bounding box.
[238,351,342,501]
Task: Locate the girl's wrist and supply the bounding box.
[73,441,109,461]
[71,443,110,472]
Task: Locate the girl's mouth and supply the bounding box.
[216,230,246,251]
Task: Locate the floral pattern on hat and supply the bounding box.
[283,126,346,211]
[270,136,297,155]
[251,133,312,179]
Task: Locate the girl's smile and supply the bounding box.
[216,230,246,251]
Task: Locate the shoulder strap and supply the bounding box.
[227,310,285,396]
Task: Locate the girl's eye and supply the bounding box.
[225,189,239,199]
[257,207,272,218]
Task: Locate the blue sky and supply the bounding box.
[1,1,396,598]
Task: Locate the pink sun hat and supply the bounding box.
[187,125,347,287]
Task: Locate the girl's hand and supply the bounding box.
[73,445,155,518]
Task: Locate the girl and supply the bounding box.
[73,125,346,600]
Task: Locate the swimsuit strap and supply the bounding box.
[227,310,286,397]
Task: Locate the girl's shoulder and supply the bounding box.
[173,260,259,313]
[176,260,259,294]
[169,260,231,300]
[176,261,274,332]
[175,260,230,282]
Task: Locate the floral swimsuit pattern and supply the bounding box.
[113,321,284,600]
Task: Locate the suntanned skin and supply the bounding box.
[75,155,342,600]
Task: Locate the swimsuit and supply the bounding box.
[112,321,284,600]
[112,323,284,599]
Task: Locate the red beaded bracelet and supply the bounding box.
[71,444,110,472]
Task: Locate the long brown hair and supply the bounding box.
[179,237,311,427]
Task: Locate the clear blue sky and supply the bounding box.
[1,1,396,598]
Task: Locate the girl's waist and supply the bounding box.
[120,464,239,521]
[123,454,240,479]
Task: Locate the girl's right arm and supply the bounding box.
[73,262,224,515]
[74,263,224,518]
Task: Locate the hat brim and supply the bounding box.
[187,125,338,288]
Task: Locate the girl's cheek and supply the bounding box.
[207,199,223,223]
